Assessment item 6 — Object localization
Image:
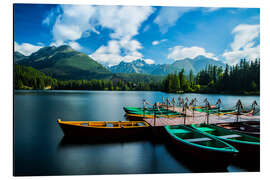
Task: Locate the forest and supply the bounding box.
[14,65,163,91]
[14,59,260,95]
[163,59,260,94]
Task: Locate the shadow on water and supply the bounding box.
[165,143,229,173]
[57,136,151,150]
[230,154,260,172]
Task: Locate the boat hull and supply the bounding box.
[191,124,260,159]
[164,126,237,163]
[58,121,151,140]
[217,121,260,137]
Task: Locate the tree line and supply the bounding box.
[14,65,163,91]
[14,58,260,95]
[162,59,260,94]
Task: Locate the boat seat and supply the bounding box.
[197,127,215,132]
[185,137,212,142]
[137,123,145,126]
[218,134,241,139]
[106,123,114,127]
[171,129,190,134]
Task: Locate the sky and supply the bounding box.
[14,4,260,66]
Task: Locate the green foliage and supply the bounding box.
[14,65,57,90]
[162,59,260,94]
[15,65,164,91]
[195,59,260,94]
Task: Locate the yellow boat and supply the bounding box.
[57,119,151,139]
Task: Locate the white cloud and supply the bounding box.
[223,24,260,65]
[152,39,167,46]
[230,24,260,51]
[52,5,96,43]
[168,46,218,60]
[68,41,82,51]
[144,59,155,64]
[49,5,153,42]
[47,5,154,65]
[14,42,43,56]
[96,6,154,39]
[154,7,196,34]
[152,41,159,45]
[203,7,220,12]
[90,39,143,66]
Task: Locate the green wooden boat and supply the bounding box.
[164,125,238,161]
[190,124,260,156]
[193,107,236,114]
[123,107,182,118]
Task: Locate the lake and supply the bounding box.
[14,90,260,176]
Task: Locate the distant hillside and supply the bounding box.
[110,59,158,74]
[111,56,226,75]
[15,45,112,80]
[14,51,26,62]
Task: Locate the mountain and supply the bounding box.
[152,56,226,75]
[110,56,226,75]
[14,51,26,62]
[110,59,158,74]
[15,45,112,80]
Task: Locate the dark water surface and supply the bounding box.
[14,90,260,176]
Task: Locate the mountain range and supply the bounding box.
[110,56,225,75]
[14,45,226,80]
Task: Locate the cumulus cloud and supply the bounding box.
[203,7,220,12]
[154,7,196,34]
[144,59,155,64]
[14,42,43,56]
[168,46,218,60]
[222,24,260,65]
[46,5,154,65]
[152,41,159,45]
[152,39,167,45]
[48,5,153,42]
[68,41,82,51]
[96,6,154,39]
[90,39,143,66]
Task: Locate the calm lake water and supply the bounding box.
[14,90,260,176]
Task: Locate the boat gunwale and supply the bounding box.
[191,124,260,145]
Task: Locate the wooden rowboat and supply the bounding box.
[123,107,182,118]
[164,125,238,162]
[190,124,260,157]
[216,121,260,137]
[57,119,150,140]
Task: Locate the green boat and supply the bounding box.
[193,107,236,114]
[123,107,182,118]
[190,124,260,156]
[164,125,238,162]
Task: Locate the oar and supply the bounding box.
[172,97,176,111]
[251,100,258,115]
[235,99,243,123]
[142,99,146,118]
[204,99,211,124]
[183,102,188,125]
[216,98,222,115]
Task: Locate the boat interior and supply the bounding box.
[61,120,149,128]
[194,124,259,143]
[167,125,229,148]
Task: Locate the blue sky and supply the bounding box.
[14,4,260,66]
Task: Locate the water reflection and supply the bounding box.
[14,90,260,176]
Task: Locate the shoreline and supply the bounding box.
[14,89,260,96]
